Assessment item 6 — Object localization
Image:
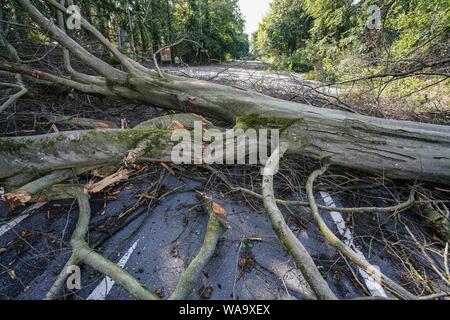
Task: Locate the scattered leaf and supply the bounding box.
[31,70,43,78]
[195,191,209,199]
[0,248,7,254]
[126,150,145,163]
[188,97,197,108]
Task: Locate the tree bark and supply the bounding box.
[120,74,450,184]
[1,1,448,301]
[0,128,175,180]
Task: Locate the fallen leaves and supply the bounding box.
[0,248,7,254]
[154,287,165,298]
[90,168,105,178]
[187,97,198,108]
[239,258,252,268]
[5,190,32,209]
[20,230,35,238]
[31,70,43,78]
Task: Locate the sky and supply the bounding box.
[238,0,271,36]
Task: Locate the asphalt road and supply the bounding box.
[1,170,411,300]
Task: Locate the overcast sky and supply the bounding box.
[238,0,271,36]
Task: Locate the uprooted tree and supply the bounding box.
[0,0,449,300]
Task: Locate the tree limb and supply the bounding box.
[306,165,418,300]
[261,144,338,300]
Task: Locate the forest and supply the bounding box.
[0,0,449,304]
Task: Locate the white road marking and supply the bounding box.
[319,191,387,298]
[0,214,30,237]
[22,202,47,214]
[87,240,140,300]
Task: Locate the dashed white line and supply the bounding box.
[319,191,387,298]
[0,214,30,237]
[86,239,140,300]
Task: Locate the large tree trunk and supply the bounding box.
[2,0,449,185]
[0,128,175,180]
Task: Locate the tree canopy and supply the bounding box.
[252,0,449,78]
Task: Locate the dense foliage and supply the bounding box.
[252,0,450,80]
[1,0,249,63]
